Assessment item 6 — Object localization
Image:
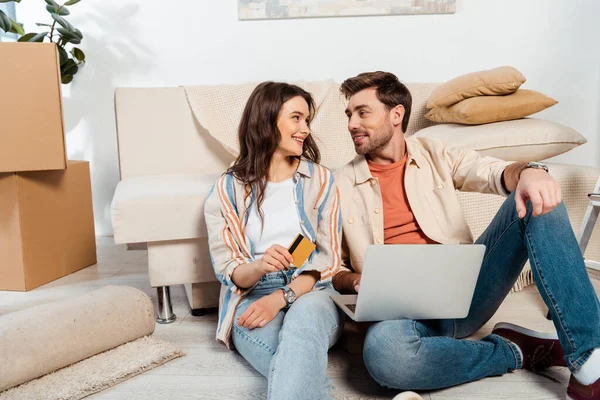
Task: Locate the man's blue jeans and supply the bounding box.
[363,191,600,390]
[232,270,344,400]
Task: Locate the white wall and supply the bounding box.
[17,0,600,235]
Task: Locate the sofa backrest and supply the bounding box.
[114,87,235,180]
[114,82,438,179]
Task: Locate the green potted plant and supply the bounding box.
[0,0,85,84]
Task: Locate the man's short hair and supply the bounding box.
[340,71,412,133]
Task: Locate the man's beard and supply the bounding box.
[354,120,394,156]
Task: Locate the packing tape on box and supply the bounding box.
[0,285,155,392]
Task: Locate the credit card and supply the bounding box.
[287,233,316,268]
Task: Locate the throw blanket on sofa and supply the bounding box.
[183,80,355,169]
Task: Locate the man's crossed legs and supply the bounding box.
[363,192,600,397]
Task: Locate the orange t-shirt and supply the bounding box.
[368,155,437,245]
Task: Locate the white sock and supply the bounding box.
[574,348,600,385]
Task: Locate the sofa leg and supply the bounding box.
[191,307,218,317]
[191,308,207,317]
[156,286,177,324]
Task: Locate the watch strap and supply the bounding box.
[526,161,549,172]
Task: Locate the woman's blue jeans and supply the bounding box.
[232,270,344,399]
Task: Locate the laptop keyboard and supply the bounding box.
[346,304,357,313]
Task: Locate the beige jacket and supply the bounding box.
[334,136,512,274]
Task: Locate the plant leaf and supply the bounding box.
[18,32,37,42]
[58,46,69,65]
[35,22,52,27]
[50,13,74,30]
[57,28,81,44]
[66,36,81,44]
[9,19,25,35]
[46,4,59,13]
[44,0,59,5]
[64,0,81,5]
[71,47,85,62]
[57,6,70,16]
[57,26,76,37]
[0,10,11,32]
[61,58,76,69]
[29,31,49,42]
[62,59,79,76]
[0,0,22,3]
[73,28,82,39]
[18,32,49,42]
[61,74,73,84]
[56,27,70,36]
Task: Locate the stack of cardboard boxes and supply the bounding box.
[0,43,97,291]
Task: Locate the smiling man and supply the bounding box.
[332,71,600,399]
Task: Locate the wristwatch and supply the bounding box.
[526,161,549,173]
[282,285,297,308]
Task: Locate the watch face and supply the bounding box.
[285,289,296,304]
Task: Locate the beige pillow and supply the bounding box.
[427,66,526,109]
[424,89,557,125]
[414,118,586,161]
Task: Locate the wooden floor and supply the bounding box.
[1,237,599,400]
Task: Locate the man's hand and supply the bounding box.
[352,275,361,293]
[333,271,362,294]
[515,168,561,219]
[255,245,293,274]
[237,291,286,330]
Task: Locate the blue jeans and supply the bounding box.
[363,191,600,390]
[232,269,344,400]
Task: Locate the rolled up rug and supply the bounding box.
[0,285,155,392]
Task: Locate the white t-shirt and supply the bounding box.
[244,178,301,259]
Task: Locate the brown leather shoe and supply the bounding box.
[492,322,566,371]
[567,375,600,399]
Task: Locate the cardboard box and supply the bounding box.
[0,43,67,172]
[0,161,97,291]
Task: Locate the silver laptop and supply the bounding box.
[331,244,486,321]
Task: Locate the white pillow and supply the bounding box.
[414,118,586,162]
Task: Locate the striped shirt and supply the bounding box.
[204,159,342,348]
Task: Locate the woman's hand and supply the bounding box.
[255,244,294,274]
[237,291,286,329]
[231,245,293,289]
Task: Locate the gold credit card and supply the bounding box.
[288,233,316,268]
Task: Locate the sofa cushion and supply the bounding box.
[111,173,222,244]
[425,89,557,125]
[414,118,586,162]
[426,66,526,109]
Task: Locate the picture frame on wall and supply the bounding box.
[239,0,456,21]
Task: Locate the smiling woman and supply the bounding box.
[203,81,345,399]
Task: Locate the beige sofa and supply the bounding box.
[111,82,600,323]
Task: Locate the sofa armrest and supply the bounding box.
[547,163,600,264]
[458,163,599,264]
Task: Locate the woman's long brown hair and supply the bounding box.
[228,82,321,224]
